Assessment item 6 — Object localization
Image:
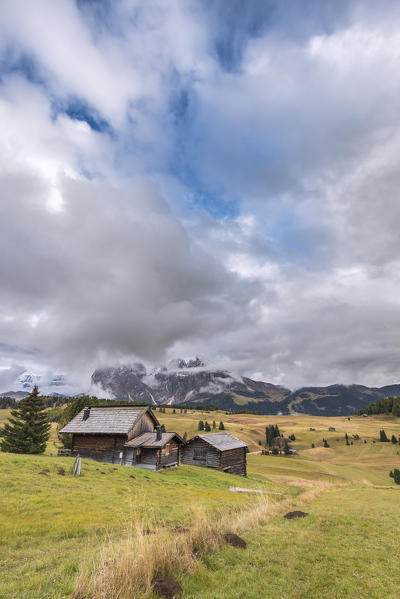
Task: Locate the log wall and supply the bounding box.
[72,434,127,464]
[182,439,246,476]
[181,438,221,469]
[220,447,247,476]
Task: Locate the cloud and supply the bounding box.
[1,1,400,392]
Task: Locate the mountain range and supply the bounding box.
[90,360,400,416]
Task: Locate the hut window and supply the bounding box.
[193,448,207,461]
[161,444,171,456]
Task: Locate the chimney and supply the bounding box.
[156,425,162,441]
[83,407,91,420]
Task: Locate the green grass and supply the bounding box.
[180,485,400,598]
[0,451,281,599]
[1,409,400,598]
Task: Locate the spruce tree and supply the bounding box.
[393,469,400,485]
[198,420,204,431]
[204,421,211,432]
[183,432,187,442]
[392,434,398,444]
[379,429,389,442]
[212,420,216,429]
[218,421,225,430]
[1,386,50,454]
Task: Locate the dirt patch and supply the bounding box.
[284,511,308,520]
[129,475,136,479]
[57,468,65,476]
[152,576,182,598]
[38,470,50,476]
[223,533,247,549]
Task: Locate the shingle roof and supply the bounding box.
[124,432,182,448]
[59,406,157,435]
[195,432,248,451]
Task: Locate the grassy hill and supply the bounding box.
[1,408,400,598]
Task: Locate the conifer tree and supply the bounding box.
[393,469,400,485]
[198,420,204,431]
[391,434,398,444]
[212,420,216,429]
[379,429,389,442]
[183,432,187,442]
[204,421,211,431]
[323,439,330,448]
[218,420,225,430]
[1,386,50,454]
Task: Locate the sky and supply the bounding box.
[1,0,400,393]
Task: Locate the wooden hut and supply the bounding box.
[181,432,248,476]
[124,430,183,470]
[59,405,183,469]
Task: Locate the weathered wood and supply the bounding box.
[127,412,155,441]
[72,434,126,464]
[181,437,220,468]
[182,438,247,476]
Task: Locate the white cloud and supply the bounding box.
[1,1,400,392]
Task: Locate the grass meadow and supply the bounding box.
[1,407,400,598]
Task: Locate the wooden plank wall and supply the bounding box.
[181,438,220,469]
[127,412,155,441]
[72,434,126,464]
[220,447,247,476]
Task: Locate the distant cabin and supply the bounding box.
[59,405,183,470]
[182,433,248,476]
[309,427,315,431]
[328,427,336,432]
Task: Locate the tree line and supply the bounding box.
[358,396,400,416]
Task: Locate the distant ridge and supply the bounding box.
[90,361,400,416]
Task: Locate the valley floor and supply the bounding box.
[1,410,400,598]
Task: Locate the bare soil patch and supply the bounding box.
[223,533,247,548]
[284,511,308,519]
[152,576,182,598]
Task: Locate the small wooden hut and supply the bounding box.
[124,430,183,470]
[181,432,248,476]
[59,405,183,469]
